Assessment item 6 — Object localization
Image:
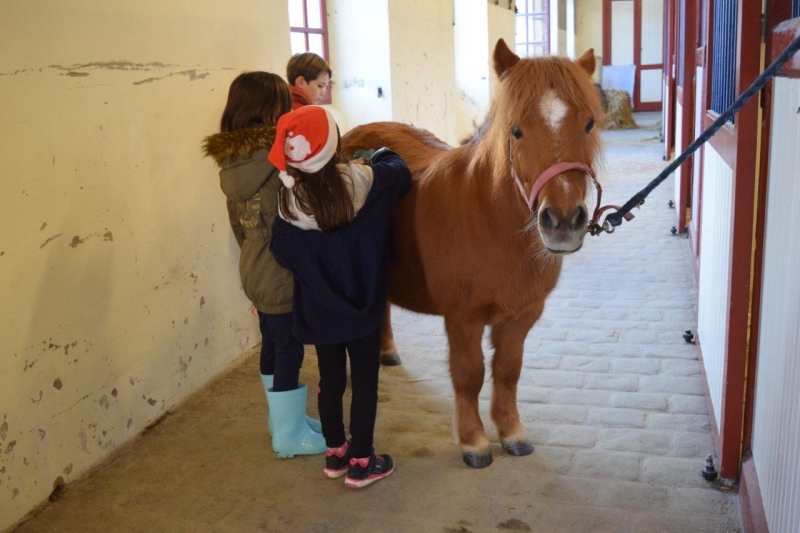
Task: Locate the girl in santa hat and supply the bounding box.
[269,106,411,488]
[203,72,326,459]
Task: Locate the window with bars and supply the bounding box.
[710,0,737,118]
[515,0,550,57]
[288,0,330,104]
[793,0,799,18]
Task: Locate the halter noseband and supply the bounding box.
[509,144,633,235]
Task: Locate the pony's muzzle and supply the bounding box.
[537,203,589,253]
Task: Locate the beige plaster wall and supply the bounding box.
[0,1,290,528]
[576,0,603,81]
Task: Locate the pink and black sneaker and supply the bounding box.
[323,441,351,479]
[344,453,395,489]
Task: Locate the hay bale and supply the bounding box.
[602,89,638,130]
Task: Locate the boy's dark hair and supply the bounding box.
[280,141,354,233]
[287,53,332,86]
[220,72,292,132]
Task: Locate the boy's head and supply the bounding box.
[287,53,332,104]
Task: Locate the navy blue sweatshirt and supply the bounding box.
[270,150,412,345]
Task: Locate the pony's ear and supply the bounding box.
[493,39,520,79]
[576,49,596,76]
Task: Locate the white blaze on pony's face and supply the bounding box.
[492,40,602,255]
[538,90,568,132]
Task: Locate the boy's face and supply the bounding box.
[295,73,330,104]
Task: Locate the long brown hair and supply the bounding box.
[287,53,332,86]
[280,143,355,233]
[220,72,292,132]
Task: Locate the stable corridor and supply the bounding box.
[14,115,742,533]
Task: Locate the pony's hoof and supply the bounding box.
[380,352,402,366]
[502,439,534,456]
[462,451,493,468]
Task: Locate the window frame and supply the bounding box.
[515,0,551,57]
[288,0,331,105]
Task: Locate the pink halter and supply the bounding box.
[510,157,634,235]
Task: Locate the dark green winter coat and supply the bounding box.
[203,126,293,314]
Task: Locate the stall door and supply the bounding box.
[603,0,665,110]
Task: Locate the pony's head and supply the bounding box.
[490,40,602,254]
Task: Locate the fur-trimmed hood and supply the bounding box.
[202,126,276,166]
[203,126,278,203]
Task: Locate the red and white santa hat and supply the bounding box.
[267,105,338,188]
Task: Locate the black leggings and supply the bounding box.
[258,311,304,392]
[315,328,381,458]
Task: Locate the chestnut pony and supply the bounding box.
[342,39,602,468]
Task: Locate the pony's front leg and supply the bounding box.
[490,311,539,457]
[379,303,401,366]
[445,315,491,468]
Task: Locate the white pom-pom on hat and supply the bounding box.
[279,171,296,189]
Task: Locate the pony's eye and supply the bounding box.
[512,126,523,139]
[585,119,595,133]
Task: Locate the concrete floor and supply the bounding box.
[13,115,743,532]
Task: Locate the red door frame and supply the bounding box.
[662,0,677,160]
[689,0,711,268]
[695,0,763,481]
[739,3,795,530]
[602,0,665,111]
[674,0,696,233]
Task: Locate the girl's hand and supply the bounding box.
[251,306,259,319]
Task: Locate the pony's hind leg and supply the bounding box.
[445,315,491,468]
[379,303,401,366]
[490,312,539,457]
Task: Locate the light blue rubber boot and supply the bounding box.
[261,374,322,434]
[265,384,327,458]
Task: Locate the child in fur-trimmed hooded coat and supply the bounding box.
[203,71,325,459]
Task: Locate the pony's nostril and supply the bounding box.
[568,206,588,230]
[540,207,557,230]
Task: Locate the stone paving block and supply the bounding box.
[566,330,619,343]
[547,425,598,448]
[618,330,661,344]
[539,341,591,356]
[643,300,694,309]
[525,370,585,389]
[522,354,562,369]
[597,428,671,455]
[577,308,628,320]
[669,394,708,414]
[570,450,641,481]
[660,359,702,376]
[609,392,668,411]
[586,374,639,392]
[623,309,665,322]
[640,375,704,395]
[530,445,575,475]
[516,385,555,404]
[641,456,709,488]
[610,358,660,375]
[560,356,611,373]
[667,487,733,516]
[646,413,711,433]
[592,480,669,511]
[523,404,589,424]
[642,344,699,359]
[527,328,567,341]
[588,408,646,428]
[588,343,642,358]
[671,432,716,459]
[627,513,741,533]
[545,307,585,319]
[552,388,611,406]
[566,299,604,309]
